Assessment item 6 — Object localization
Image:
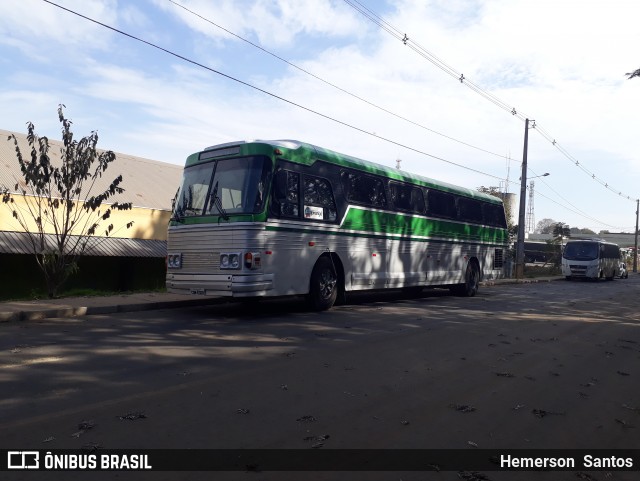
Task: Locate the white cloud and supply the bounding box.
[0,0,118,52]
[155,0,363,48]
[2,0,640,231]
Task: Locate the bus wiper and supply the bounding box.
[171,204,186,223]
[214,195,229,221]
[171,213,185,224]
[170,190,184,223]
[210,182,229,221]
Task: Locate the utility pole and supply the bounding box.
[515,119,530,279]
[634,199,639,273]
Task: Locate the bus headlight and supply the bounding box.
[167,253,182,269]
[220,252,241,270]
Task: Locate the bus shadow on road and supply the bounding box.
[196,287,461,319]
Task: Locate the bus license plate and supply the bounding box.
[190,288,205,295]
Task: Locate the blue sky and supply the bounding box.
[2,0,640,233]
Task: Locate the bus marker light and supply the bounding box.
[265,250,272,255]
[308,241,315,246]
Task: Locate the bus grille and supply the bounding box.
[569,265,587,276]
[493,248,504,269]
[181,251,220,272]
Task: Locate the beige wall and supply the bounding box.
[1,195,170,241]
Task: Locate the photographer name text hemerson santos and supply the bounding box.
[501,454,634,469]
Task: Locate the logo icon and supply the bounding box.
[7,451,39,469]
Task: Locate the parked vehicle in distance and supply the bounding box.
[561,238,621,280]
[618,262,628,279]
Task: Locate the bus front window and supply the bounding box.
[174,163,215,219]
[173,156,271,219]
[563,242,599,261]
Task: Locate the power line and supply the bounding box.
[343,0,525,119]
[534,188,631,231]
[533,123,636,201]
[344,0,638,203]
[40,0,505,182]
[174,0,633,225]
[41,0,633,229]
[527,170,627,230]
[167,0,509,161]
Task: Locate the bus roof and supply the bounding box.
[565,237,619,245]
[194,139,503,204]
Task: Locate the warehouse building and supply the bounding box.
[0,128,183,299]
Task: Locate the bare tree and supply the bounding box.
[1,105,133,297]
[535,218,557,234]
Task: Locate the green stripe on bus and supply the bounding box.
[340,207,508,243]
[265,225,507,248]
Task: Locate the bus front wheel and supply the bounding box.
[308,257,338,311]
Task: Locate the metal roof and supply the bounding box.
[0,129,183,211]
[0,231,166,258]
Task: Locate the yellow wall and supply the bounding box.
[0,195,170,241]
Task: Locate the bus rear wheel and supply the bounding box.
[308,257,338,311]
[452,261,479,297]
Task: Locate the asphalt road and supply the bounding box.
[1,277,639,481]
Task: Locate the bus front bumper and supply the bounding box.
[166,273,274,297]
[562,265,599,277]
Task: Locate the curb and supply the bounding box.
[481,277,562,287]
[0,297,224,323]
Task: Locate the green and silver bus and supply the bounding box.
[166,140,509,310]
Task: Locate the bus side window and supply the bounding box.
[389,181,425,214]
[341,170,387,208]
[483,203,507,228]
[272,169,300,218]
[458,197,483,223]
[426,189,456,219]
[602,244,619,259]
[302,175,337,221]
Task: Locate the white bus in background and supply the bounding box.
[561,239,621,280]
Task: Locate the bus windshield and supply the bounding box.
[173,156,271,219]
[563,241,599,261]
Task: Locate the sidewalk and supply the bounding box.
[0,276,564,323]
[0,291,224,323]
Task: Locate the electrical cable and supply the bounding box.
[527,169,626,230]
[41,0,635,230]
[534,189,630,231]
[40,0,505,182]
[167,0,509,161]
[344,0,638,203]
